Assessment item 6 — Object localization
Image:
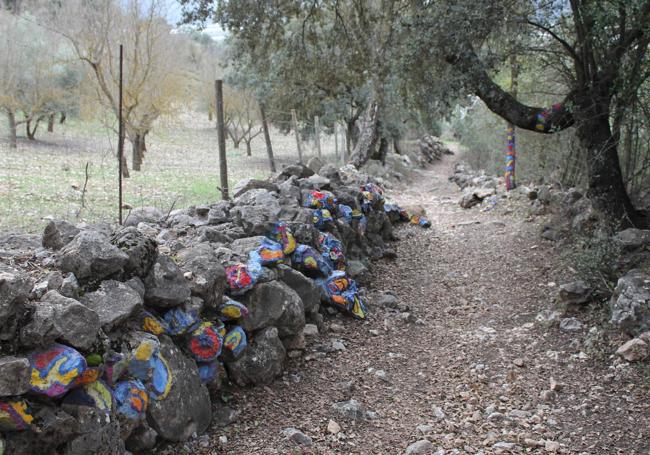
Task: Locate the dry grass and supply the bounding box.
[0,112,343,234]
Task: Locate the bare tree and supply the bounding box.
[224,87,262,156]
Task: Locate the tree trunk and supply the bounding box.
[394,139,402,155]
[259,103,276,172]
[208,111,213,122]
[350,102,379,168]
[47,113,54,133]
[131,133,146,171]
[245,140,252,157]
[7,110,17,149]
[59,112,66,124]
[233,139,240,149]
[25,118,39,140]
[372,137,389,165]
[575,98,641,227]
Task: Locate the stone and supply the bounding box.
[28,344,87,397]
[232,178,279,198]
[616,338,648,362]
[225,327,286,386]
[22,291,100,350]
[0,356,31,396]
[212,405,239,427]
[81,280,144,331]
[64,407,124,455]
[557,281,591,306]
[559,317,583,333]
[58,231,129,282]
[176,244,227,308]
[282,427,313,446]
[147,335,212,442]
[42,220,80,250]
[279,163,315,180]
[0,263,33,340]
[615,228,650,251]
[125,423,158,452]
[545,440,561,452]
[416,424,433,434]
[331,399,365,422]
[124,206,164,227]
[231,189,282,236]
[110,226,158,278]
[610,270,650,334]
[278,265,321,314]
[143,255,191,308]
[60,273,80,299]
[241,281,305,338]
[327,419,341,434]
[535,309,563,326]
[306,157,325,174]
[405,440,435,454]
[375,291,399,308]
[303,324,319,337]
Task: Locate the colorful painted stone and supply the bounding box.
[197,360,220,384]
[217,297,250,321]
[317,232,346,271]
[409,214,431,228]
[163,307,200,336]
[225,263,257,295]
[292,244,332,277]
[73,366,103,387]
[320,271,367,319]
[303,190,338,211]
[29,343,87,398]
[0,400,33,431]
[312,209,334,229]
[187,322,223,362]
[148,354,172,401]
[114,380,148,421]
[224,326,248,358]
[63,380,113,414]
[104,353,129,387]
[128,338,160,381]
[270,222,296,254]
[251,238,285,266]
[140,310,170,336]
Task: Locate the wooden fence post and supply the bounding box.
[314,115,321,158]
[291,109,303,163]
[260,103,276,173]
[118,44,124,224]
[215,80,229,200]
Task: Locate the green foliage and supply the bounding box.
[560,232,623,292]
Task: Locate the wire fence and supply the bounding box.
[0,110,348,234]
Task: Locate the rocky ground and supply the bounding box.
[183,153,650,454]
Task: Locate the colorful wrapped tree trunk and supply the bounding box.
[505,123,516,191]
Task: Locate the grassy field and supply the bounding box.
[0,113,342,234]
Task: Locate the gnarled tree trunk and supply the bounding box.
[350,102,379,168]
[131,133,147,171]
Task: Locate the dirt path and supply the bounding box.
[187,153,650,455]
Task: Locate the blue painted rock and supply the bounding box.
[163,307,200,336]
[104,353,129,386]
[250,238,284,266]
[196,360,220,384]
[29,343,86,398]
[270,222,296,255]
[187,322,223,362]
[217,297,249,321]
[292,244,332,277]
[148,354,172,401]
[224,326,248,358]
[114,380,148,421]
[140,310,170,336]
[128,338,160,381]
[63,380,113,414]
[0,400,33,431]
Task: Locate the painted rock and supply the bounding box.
[29,343,86,398]
[0,400,33,431]
[148,354,172,401]
[321,271,367,319]
[303,190,338,211]
[104,353,129,387]
[312,209,334,229]
[250,238,284,266]
[318,232,346,271]
[128,338,160,381]
[163,308,200,336]
[140,310,170,336]
[114,380,148,421]
[224,326,248,359]
[292,244,332,277]
[63,380,113,414]
[225,263,256,295]
[217,297,249,321]
[271,222,296,255]
[73,366,103,387]
[197,360,220,384]
[187,322,223,362]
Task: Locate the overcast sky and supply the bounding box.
[163,1,228,40]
